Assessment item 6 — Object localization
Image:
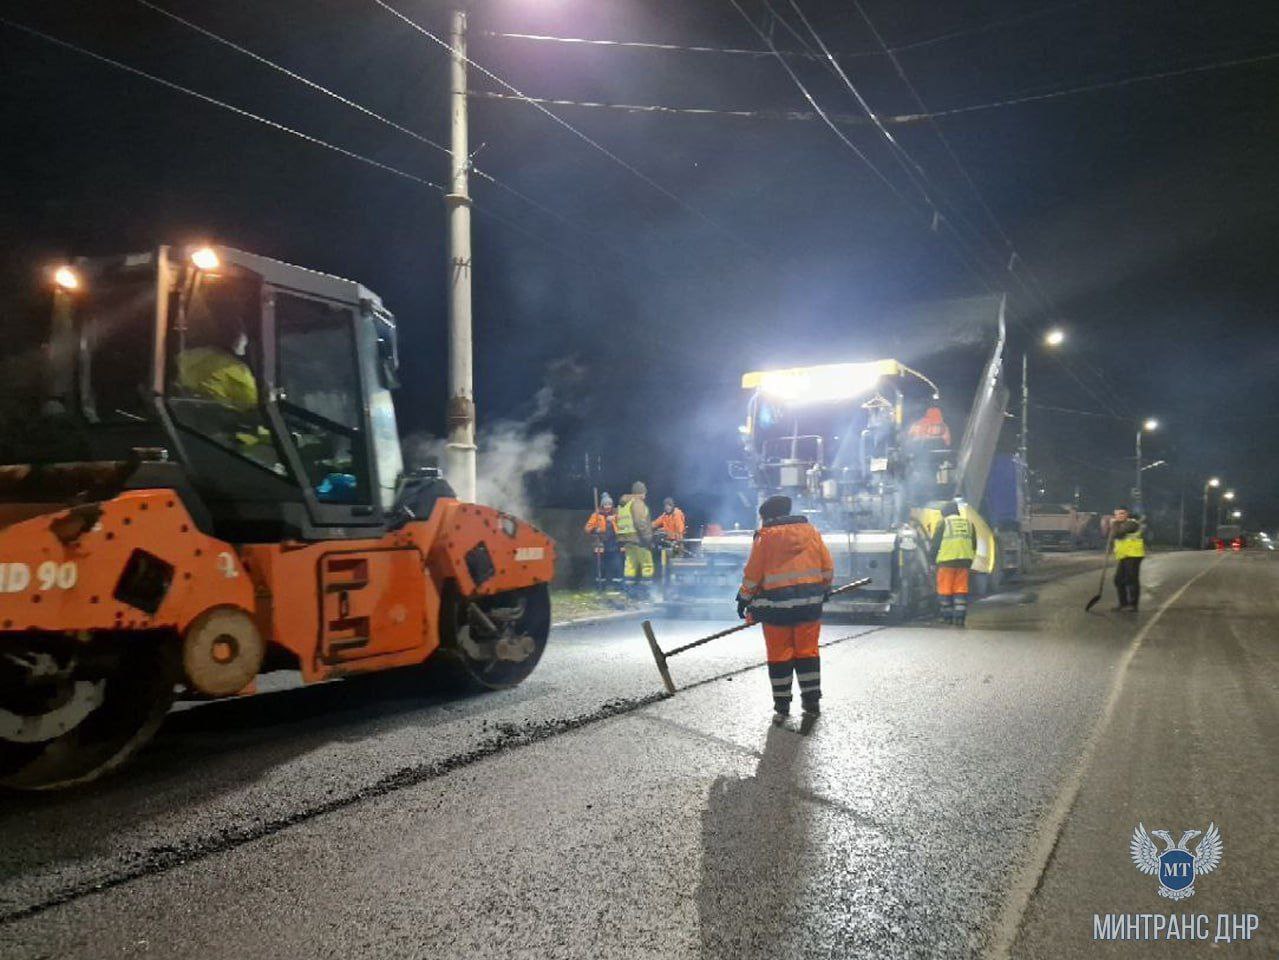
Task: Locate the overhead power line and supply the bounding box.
[471,44,1279,129]
[480,30,839,61]
[0,16,580,255]
[484,2,1093,62]
[1031,402,1128,420]
[133,0,585,237]
[783,0,969,233]
[136,0,449,154]
[787,0,1029,290]
[926,47,1279,120]
[0,17,444,193]
[370,0,767,258]
[729,0,1000,300]
[852,0,1129,418]
[755,0,1126,419]
[723,0,921,214]
[890,0,1091,54]
[468,88,881,124]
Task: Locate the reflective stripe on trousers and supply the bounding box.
[768,661,794,705]
[763,622,821,704]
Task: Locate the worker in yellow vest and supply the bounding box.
[1111,506,1146,612]
[616,481,654,597]
[929,500,978,627]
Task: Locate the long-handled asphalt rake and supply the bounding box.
[642,578,872,695]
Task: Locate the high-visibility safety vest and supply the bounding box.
[177,346,258,412]
[1114,525,1146,559]
[937,514,976,563]
[615,500,636,537]
[738,516,835,625]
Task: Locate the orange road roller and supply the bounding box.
[0,245,555,789]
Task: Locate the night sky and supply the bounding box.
[3,0,1278,532]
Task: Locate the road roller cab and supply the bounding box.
[0,246,555,789]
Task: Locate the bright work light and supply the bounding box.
[747,361,891,405]
[53,266,80,290]
[191,247,220,271]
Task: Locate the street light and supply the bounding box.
[1134,418,1159,514]
[1021,325,1068,493]
[1217,490,1237,529]
[1231,510,1242,520]
[1200,477,1221,548]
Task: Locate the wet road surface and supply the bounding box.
[1,549,1275,958]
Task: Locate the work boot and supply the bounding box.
[800,694,820,717]
[773,698,791,723]
[954,615,966,629]
[1111,604,1127,612]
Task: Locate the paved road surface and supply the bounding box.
[1,549,1274,958]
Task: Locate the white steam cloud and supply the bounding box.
[404,379,562,519]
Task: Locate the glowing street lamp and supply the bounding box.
[1200,477,1222,547]
[1022,327,1068,486]
[1217,490,1237,528]
[1134,418,1159,513]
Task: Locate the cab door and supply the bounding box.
[318,548,425,662]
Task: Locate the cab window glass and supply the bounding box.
[81,275,156,423]
[276,293,369,504]
[167,275,284,474]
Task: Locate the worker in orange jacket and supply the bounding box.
[584,493,623,587]
[652,497,687,583]
[735,495,834,721]
[907,405,952,448]
[652,497,687,541]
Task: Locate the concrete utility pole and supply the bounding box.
[445,7,477,502]
[1134,428,1144,514]
[1199,477,1219,549]
[1133,418,1158,515]
[1019,352,1029,471]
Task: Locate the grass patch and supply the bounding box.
[550,588,646,622]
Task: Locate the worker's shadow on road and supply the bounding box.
[697,724,817,958]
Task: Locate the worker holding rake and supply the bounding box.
[736,495,835,722]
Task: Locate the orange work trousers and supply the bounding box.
[935,565,970,597]
[762,621,821,662]
[762,621,821,707]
